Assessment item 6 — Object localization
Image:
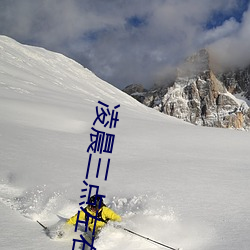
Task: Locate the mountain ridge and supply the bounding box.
[123,49,250,130]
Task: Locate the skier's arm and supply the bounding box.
[66,213,78,225]
[66,210,86,225]
[103,207,122,222]
[88,207,121,232]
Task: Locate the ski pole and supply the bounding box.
[37,220,48,231]
[122,227,180,250]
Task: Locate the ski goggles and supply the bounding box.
[90,205,99,211]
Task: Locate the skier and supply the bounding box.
[67,195,122,233]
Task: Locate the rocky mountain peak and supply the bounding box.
[123,49,250,130]
[177,49,210,78]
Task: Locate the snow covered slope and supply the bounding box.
[0,36,250,250]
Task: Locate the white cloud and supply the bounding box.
[209,5,250,68]
[200,18,240,45]
[0,0,249,88]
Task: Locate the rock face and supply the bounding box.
[123,84,147,103]
[123,49,250,130]
[217,66,250,99]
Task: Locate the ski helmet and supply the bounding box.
[88,195,103,209]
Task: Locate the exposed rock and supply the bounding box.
[123,83,146,95]
[123,49,250,130]
[122,84,147,103]
[217,66,250,99]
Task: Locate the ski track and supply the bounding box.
[0,181,212,250]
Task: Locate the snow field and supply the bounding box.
[0,36,250,250]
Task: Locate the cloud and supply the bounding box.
[0,0,249,89]
[209,3,250,69]
[200,18,240,45]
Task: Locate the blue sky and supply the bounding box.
[0,0,249,89]
[205,0,249,28]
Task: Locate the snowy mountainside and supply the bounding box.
[0,36,250,250]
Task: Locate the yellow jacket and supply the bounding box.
[67,206,121,232]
